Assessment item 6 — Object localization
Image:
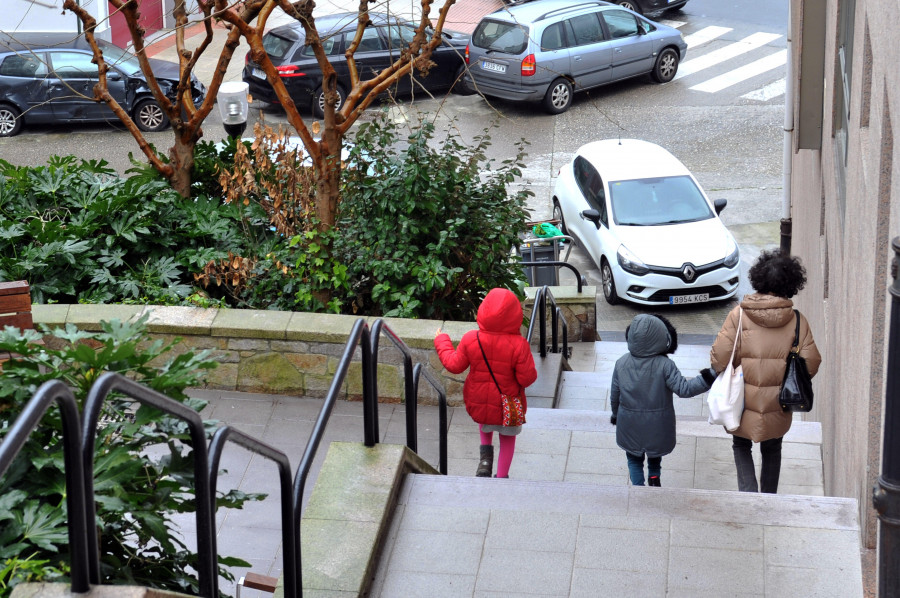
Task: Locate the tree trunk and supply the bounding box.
[169,134,196,197]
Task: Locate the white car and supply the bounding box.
[552,139,740,306]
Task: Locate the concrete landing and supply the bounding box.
[369,474,862,598]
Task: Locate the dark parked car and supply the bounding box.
[243,12,470,118]
[0,32,207,137]
[612,0,689,15]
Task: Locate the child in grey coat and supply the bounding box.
[610,314,716,486]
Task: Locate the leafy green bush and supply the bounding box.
[339,112,532,320]
[0,316,262,597]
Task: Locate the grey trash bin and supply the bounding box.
[521,241,558,286]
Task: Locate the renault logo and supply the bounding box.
[682,264,696,282]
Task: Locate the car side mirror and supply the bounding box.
[714,199,727,215]
[581,209,602,229]
[107,71,122,81]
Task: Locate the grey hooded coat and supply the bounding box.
[610,314,712,458]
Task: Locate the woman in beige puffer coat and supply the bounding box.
[711,250,821,493]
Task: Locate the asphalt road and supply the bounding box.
[0,0,787,335]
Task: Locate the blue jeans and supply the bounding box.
[626,452,661,486]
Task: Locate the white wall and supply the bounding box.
[4,0,110,36]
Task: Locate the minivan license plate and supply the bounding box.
[670,293,710,305]
[252,68,267,80]
[481,60,506,74]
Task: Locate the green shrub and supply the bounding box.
[339,112,532,320]
[0,316,262,597]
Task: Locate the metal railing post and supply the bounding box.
[875,236,900,597]
[539,287,547,358]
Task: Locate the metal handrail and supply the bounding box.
[370,319,449,474]
[526,285,569,359]
[209,427,297,598]
[0,380,93,594]
[292,317,371,596]
[82,372,218,596]
[1,316,448,598]
[520,260,586,293]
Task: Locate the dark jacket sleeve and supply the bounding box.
[610,367,620,417]
[664,360,713,397]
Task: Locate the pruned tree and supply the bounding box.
[63,0,461,230]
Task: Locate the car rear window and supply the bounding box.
[263,33,295,60]
[472,20,528,54]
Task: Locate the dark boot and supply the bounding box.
[648,476,661,487]
[476,445,494,477]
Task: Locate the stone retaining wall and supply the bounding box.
[32,286,595,406]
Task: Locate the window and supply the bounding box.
[354,28,386,53]
[298,35,338,58]
[0,53,46,77]
[567,14,605,47]
[541,22,567,51]
[833,0,856,229]
[49,52,99,79]
[386,24,417,49]
[601,10,640,39]
[263,32,295,60]
[608,176,712,226]
[472,20,529,54]
[573,156,608,226]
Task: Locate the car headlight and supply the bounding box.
[724,243,740,268]
[617,244,649,276]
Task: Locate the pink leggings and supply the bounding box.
[480,424,516,478]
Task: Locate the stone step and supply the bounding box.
[370,474,863,597]
[432,407,825,496]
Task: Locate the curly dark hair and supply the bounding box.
[748,249,807,298]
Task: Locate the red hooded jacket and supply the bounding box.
[434,288,538,425]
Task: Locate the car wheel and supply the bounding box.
[453,65,475,96]
[134,98,169,132]
[542,78,573,114]
[616,1,643,15]
[0,104,22,137]
[601,259,621,305]
[552,199,568,235]
[652,48,679,83]
[312,85,346,119]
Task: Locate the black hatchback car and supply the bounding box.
[0,32,207,137]
[612,0,689,16]
[243,13,470,118]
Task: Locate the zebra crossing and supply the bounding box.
[660,20,787,102]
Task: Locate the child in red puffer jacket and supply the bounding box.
[434,288,537,478]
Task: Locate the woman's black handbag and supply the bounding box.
[779,310,814,412]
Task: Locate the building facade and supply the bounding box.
[789,0,899,551]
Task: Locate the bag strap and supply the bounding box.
[791,309,801,353]
[476,332,504,395]
[727,307,743,366]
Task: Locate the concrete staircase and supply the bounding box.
[361,340,863,597]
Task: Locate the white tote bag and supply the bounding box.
[708,308,744,431]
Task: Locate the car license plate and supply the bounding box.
[670,293,710,305]
[252,68,267,80]
[481,60,506,74]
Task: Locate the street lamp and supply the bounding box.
[218,81,249,139]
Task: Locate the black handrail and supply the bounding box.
[209,426,297,598]
[370,319,449,474]
[2,316,449,598]
[82,372,218,597]
[292,317,372,596]
[413,362,449,474]
[526,285,569,359]
[0,380,93,594]
[520,260,586,293]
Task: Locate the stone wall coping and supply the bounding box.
[524,285,598,303]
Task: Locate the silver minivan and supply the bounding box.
[464,0,687,114]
